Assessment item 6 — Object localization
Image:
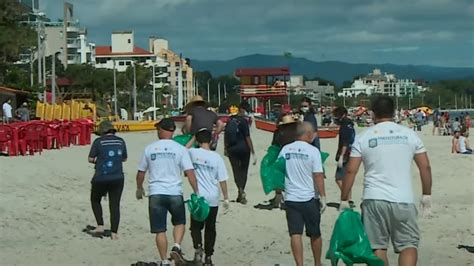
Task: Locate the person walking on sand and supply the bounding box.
[278,122,326,266]
[340,96,433,266]
[87,120,127,240]
[136,118,199,266]
[184,95,225,150]
[189,128,230,265]
[332,106,355,206]
[224,102,256,204]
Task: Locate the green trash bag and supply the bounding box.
[260,145,284,195]
[186,193,210,222]
[260,146,331,195]
[325,209,384,266]
[173,133,193,146]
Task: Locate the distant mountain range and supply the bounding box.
[191,54,474,86]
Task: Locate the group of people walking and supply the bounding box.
[87,95,432,266]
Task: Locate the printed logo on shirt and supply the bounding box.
[150,152,176,160]
[193,162,214,171]
[117,149,122,156]
[108,150,115,157]
[285,153,309,160]
[106,161,113,167]
[368,138,378,148]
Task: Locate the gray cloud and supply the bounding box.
[41,0,474,67]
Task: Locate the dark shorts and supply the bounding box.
[285,198,321,238]
[335,162,348,181]
[149,194,186,233]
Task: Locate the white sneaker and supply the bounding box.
[194,246,204,262]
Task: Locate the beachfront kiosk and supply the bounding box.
[235,67,290,118]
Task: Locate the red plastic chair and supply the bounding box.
[0,125,15,156]
[69,122,82,145]
[42,122,62,149]
[18,123,45,155]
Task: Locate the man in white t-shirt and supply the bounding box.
[340,96,433,266]
[278,122,326,266]
[188,128,229,265]
[136,118,199,266]
[2,99,13,123]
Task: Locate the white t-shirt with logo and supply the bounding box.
[2,102,12,118]
[278,141,324,202]
[138,139,194,196]
[189,148,228,207]
[350,121,426,203]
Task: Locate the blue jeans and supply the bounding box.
[149,194,186,233]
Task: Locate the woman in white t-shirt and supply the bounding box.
[188,128,229,265]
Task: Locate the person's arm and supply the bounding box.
[451,138,457,153]
[185,169,199,194]
[313,172,325,197]
[215,119,225,135]
[341,157,362,200]
[88,140,99,164]
[136,170,146,190]
[122,141,128,162]
[185,115,193,133]
[414,152,432,196]
[245,136,255,155]
[219,181,229,201]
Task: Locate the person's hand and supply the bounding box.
[420,195,432,217]
[337,158,344,168]
[252,153,258,165]
[320,196,327,214]
[339,200,351,212]
[223,199,230,210]
[136,188,145,200]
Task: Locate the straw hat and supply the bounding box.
[279,114,297,125]
[184,95,206,112]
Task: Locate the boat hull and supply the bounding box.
[254,117,339,138]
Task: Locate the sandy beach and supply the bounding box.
[0,122,473,265]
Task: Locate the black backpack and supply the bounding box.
[225,116,241,147]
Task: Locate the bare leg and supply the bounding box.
[374,249,389,266]
[111,233,118,240]
[399,248,417,266]
[310,236,322,266]
[156,232,168,260]
[173,224,185,245]
[290,234,304,266]
[90,225,104,233]
[336,180,352,200]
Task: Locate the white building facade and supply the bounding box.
[339,69,423,97]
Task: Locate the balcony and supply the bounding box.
[240,85,288,99]
[66,38,80,48]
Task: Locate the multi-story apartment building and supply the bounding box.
[339,69,422,97]
[95,31,170,91]
[149,37,194,106]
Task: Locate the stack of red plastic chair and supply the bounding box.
[0,125,15,156]
[18,123,46,155]
[69,121,82,145]
[42,121,62,149]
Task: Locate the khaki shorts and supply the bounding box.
[362,199,420,253]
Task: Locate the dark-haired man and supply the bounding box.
[136,118,199,266]
[332,106,355,204]
[340,96,433,266]
[189,128,229,265]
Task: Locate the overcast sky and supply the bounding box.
[41,0,474,67]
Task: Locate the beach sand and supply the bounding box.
[1,122,473,265]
